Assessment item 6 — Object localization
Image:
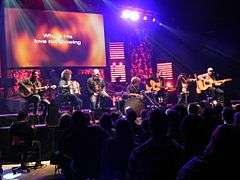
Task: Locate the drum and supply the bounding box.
[124,97,144,116]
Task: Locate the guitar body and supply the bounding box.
[196,78,232,94]
[146,80,162,92]
[18,84,34,98]
[18,84,57,98]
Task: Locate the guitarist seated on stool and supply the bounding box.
[146,71,166,104]
[197,67,224,102]
[18,70,50,123]
[87,69,111,110]
[58,69,82,110]
[127,76,143,98]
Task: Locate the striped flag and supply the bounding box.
[109,42,126,82]
[157,62,173,79]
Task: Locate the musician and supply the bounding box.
[58,69,82,110]
[127,76,142,97]
[18,70,50,123]
[176,73,196,104]
[87,69,110,109]
[198,67,224,102]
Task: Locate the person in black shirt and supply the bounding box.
[58,69,82,110]
[87,69,111,109]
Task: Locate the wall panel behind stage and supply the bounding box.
[4,8,106,68]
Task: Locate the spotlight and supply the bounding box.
[121,9,140,21]
[212,100,218,106]
[159,22,163,26]
[143,16,148,20]
[166,82,173,88]
[121,9,131,19]
[152,18,156,22]
[129,11,140,21]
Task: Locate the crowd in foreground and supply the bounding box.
[5,102,240,180]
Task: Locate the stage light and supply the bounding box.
[143,16,148,20]
[121,9,131,19]
[121,9,140,21]
[166,82,173,88]
[159,22,163,26]
[152,18,156,22]
[129,11,140,21]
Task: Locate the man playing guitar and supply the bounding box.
[127,76,143,98]
[87,69,111,109]
[197,67,230,103]
[146,71,166,105]
[18,70,53,123]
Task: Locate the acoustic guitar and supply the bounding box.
[196,78,232,94]
[145,80,163,92]
[19,84,57,98]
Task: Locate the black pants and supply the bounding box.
[57,94,82,110]
[26,94,49,123]
[177,92,189,105]
[206,87,224,102]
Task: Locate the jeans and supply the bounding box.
[90,90,110,109]
[26,94,50,123]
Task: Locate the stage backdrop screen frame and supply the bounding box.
[4,8,106,68]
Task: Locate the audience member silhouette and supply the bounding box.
[177,124,240,180]
[166,108,183,145]
[100,119,135,180]
[221,106,234,124]
[126,109,183,180]
[99,113,114,136]
[233,112,240,127]
[181,104,206,160]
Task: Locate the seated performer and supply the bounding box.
[127,76,143,98]
[176,73,196,104]
[58,69,82,110]
[146,71,166,104]
[197,67,224,103]
[87,69,111,109]
[18,70,51,123]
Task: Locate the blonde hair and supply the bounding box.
[61,69,72,79]
[131,76,141,85]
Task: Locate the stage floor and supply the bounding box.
[1,161,60,180]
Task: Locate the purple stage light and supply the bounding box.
[143,16,148,20]
[121,9,131,19]
[121,9,140,21]
[152,18,156,22]
[129,11,140,21]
